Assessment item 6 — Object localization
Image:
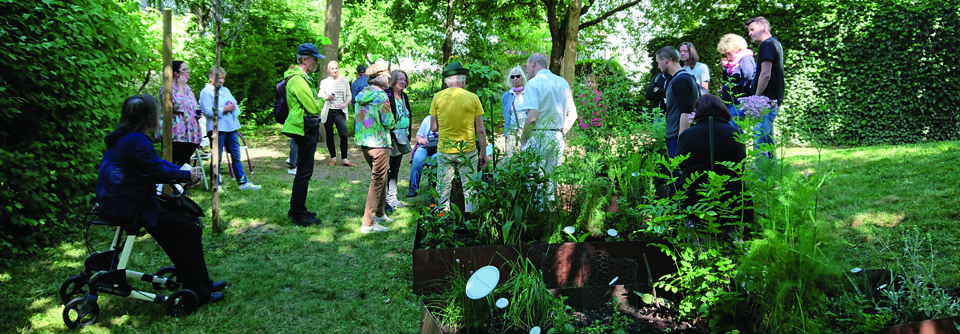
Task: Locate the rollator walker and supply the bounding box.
[60,184,201,329]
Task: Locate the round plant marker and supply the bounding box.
[563,226,575,234]
[496,298,509,308]
[530,326,542,334]
[607,229,618,237]
[465,266,499,300]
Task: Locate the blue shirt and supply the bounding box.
[351,75,369,102]
[199,83,242,133]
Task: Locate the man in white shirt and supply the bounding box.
[518,53,578,205]
[199,66,260,190]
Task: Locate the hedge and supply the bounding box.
[0,0,151,266]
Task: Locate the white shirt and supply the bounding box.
[517,69,577,131]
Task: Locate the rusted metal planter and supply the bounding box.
[412,224,675,297]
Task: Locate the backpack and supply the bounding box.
[273,73,298,125]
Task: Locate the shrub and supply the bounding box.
[0,0,152,266]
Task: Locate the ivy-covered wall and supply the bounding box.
[0,0,151,265]
[647,0,960,146]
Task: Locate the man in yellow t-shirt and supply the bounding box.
[430,62,488,213]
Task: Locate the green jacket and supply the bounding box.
[281,68,320,137]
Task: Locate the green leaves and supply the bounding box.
[0,0,145,265]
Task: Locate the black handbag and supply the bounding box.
[155,192,205,218]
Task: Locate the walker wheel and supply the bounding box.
[153,266,180,290]
[165,289,199,317]
[62,297,99,329]
[59,275,89,304]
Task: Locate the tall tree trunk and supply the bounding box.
[561,0,581,84]
[318,0,343,143]
[441,0,456,64]
[319,0,343,78]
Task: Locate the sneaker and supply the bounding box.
[238,183,261,190]
[285,157,290,164]
[360,223,390,234]
[406,189,418,198]
[388,198,406,208]
[374,215,394,224]
[289,212,321,226]
[287,168,297,175]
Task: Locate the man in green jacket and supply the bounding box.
[283,43,323,226]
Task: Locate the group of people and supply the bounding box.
[90,18,782,309]
[648,16,784,219]
[161,60,262,192]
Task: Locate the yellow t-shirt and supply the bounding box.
[429,87,484,154]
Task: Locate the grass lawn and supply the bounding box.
[1,118,957,333]
[780,141,960,286]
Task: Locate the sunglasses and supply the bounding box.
[510,75,522,79]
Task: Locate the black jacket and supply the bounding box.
[677,119,753,223]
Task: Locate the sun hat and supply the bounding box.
[365,63,389,77]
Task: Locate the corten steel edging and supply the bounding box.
[420,300,444,334]
[412,225,676,297]
[874,315,960,334]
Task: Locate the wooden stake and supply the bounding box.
[161,8,173,194]
[211,0,223,234]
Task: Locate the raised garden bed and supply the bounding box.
[412,223,676,297]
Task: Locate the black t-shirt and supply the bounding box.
[665,69,698,138]
[750,36,785,103]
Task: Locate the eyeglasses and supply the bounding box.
[510,75,522,79]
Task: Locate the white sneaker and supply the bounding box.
[287,168,297,175]
[238,183,261,190]
[360,223,390,234]
[374,215,394,224]
[285,158,290,164]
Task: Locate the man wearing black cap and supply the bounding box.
[430,62,488,213]
[351,64,369,105]
[281,43,323,226]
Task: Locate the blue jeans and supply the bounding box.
[217,131,247,185]
[666,137,678,159]
[408,146,436,192]
[728,104,743,129]
[755,106,778,148]
[288,139,298,169]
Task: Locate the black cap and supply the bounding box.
[357,65,367,74]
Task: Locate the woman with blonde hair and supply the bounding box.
[500,65,527,159]
[318,60,355,167]
[717,33,756,127]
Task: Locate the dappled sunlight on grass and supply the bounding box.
[849,211,905,228]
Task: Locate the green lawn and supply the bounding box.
[780,141,960,285]
[2,122,958,333]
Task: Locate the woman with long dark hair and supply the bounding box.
[97,95,226,305]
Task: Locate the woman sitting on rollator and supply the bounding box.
[96,94,227,306]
